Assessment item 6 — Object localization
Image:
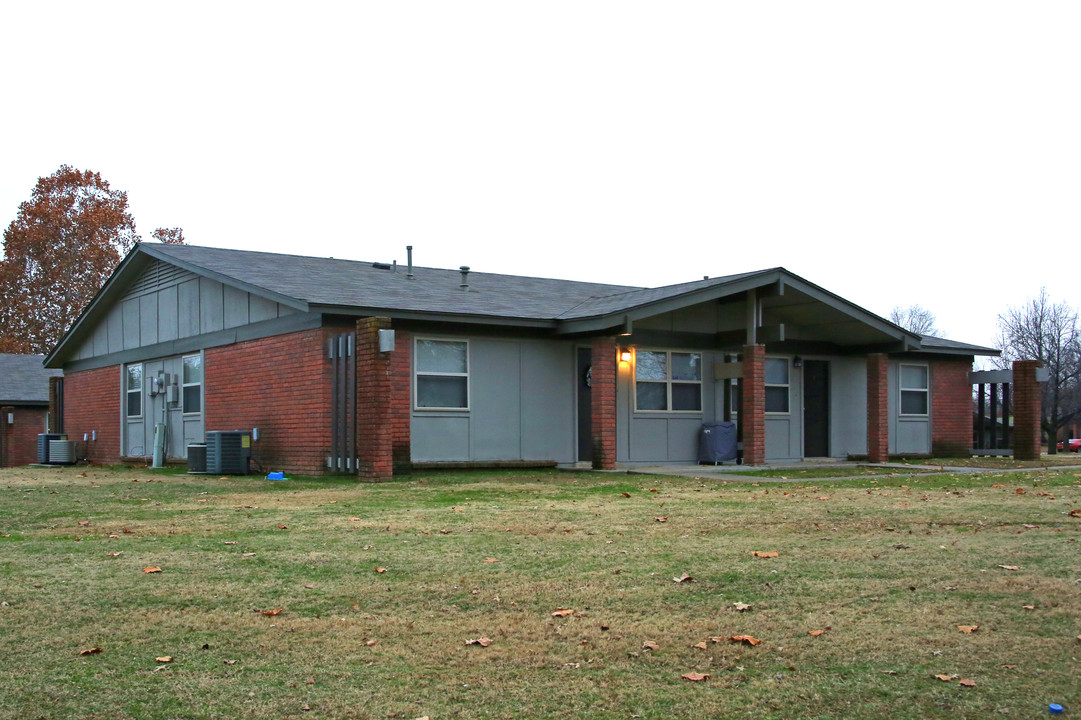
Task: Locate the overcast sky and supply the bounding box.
[1,2,1077,349]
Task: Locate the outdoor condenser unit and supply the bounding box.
[205,431,252,475]
[37,433,66,464]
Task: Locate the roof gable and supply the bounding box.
[0,354,62,404]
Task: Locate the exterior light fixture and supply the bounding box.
[619,350,632,363]
[793,356,803,368]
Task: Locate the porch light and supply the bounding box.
[619,349,632,363]
[793,356,803,368]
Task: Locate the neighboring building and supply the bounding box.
[0,354,63,467]
[44,243,1002,477]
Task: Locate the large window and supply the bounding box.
[900,364,929,415]
[415,339,469,409]
[635,350,702,412]
[765,357,790,413]
[183,354,203,414]
[126,364,142,418]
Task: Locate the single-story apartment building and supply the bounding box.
[43,243,1041,478]
[0,354,63,467]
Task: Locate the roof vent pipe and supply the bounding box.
[459,266,470,290]
[406,246,414,279]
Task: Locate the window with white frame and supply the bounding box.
[182,354,203,414]
[635,350,702,412]
[900,364,929,415]
[415,339,469,409]
[126,364,142,418]
[764,357,790,413]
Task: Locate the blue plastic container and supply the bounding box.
[266,471,285,480]
[1050,704,1064,714]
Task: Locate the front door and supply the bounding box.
[576,347,592,463]
[803,360,830,457]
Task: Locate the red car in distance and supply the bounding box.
[1056,438,1081,452]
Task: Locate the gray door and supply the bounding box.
[577,348,592,462]
[803,360,829,457]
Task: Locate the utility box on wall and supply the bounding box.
[205,431,251,475]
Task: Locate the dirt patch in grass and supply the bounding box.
[1,465,1079,719]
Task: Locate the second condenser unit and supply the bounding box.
[205,431,252,475]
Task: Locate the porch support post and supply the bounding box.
[0,405,11,467]
[356,317,394,481]
[49,376,63,433]
[867,353,889,463]
[741,344,765,465]
[1012,359,1042,461]
[590,337,617,469]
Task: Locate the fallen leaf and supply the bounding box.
[642,641,659,650]
[364,639,378,646]
[1023,524,1038,529]
[694,641,708,650]
[998,565,1020,571]
[363,545,374,550]
[79,648,102,656]
[958,678,976,687]
[621,493,631,498]
[681,672,710,681]
[223,541,237,545]
[155,656,173,663]
[305,584,315,589]
[143,566,162,573]
[1069,509,1081,517]
[1022,605,1035,610]
[466,637,492,647]
[242,552,257,558]
[655,517,668,523]
[278,524,288,530]
[934,674,958,682]
[1015,488,1025,494]
[551,608,574,617]
[733,602,752,612]
[374,566,387,573]
[808,630,826,637]
[224,660,237,665]
[673,572,694,583]
[1001,664,1017,669]
[991,484,1006,488]
[729,635,761,646]
[77,521,90,527]
[483,558,499,563]
[76,472,87,478]
[261,608,283,616]
[106,551,122,557]
[751,551,779,558]
[958,625,979,633]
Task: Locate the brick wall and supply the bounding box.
[866,354,889,463]
[63,365,122,464]
[1012,359,1042,461]
[741,344,765,465]
[356,317,393,480]
[931,356,973,457]
[205,327,336,475]
[0,406,48,467]
[389,328,412,474]
[590,337,617,469]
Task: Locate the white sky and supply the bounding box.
[1,2,1078,349]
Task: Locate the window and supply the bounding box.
[415,339,469,409]
[126,364,142,418]
[900,364,929,415]
[765,357,790,413]
[635,350,702,412]
[183,354,203,414]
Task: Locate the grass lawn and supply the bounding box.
[2,465,1079,719]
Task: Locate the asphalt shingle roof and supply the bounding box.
[0,354,62,404]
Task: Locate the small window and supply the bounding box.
[634,350,702,413]
[415,339,469,409]
[900,364,929,415]
[126,364,143,418]
[183,354,203,414]
[765,357,790,413]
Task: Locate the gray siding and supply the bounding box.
[69,260,298,361]
[410,336,576,463]
[829,358,868,457]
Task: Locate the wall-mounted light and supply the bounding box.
[793,356,803,368]
[619,349,632,363]
[618,316,633,336]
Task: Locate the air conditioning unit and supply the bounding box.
[205,431,251,475]
[37,433,67,464]
[187,443,207,474]
[48,440,76,465]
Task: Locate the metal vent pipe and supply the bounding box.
[459,266,470,290]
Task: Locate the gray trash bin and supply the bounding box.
[699,422,737,464]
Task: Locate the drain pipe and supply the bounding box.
[406,246,414,279]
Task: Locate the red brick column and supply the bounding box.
[741,344,765,465]
[866,354,889,463]
[1012,359,1043,461]
[590,337,617,469]
[931,357,973,457]
[0,406,11,467]
[389,328,412,475]
[356,317,394,480]
[48,377,63,433]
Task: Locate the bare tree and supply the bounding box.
[889,304,939,336]
[993,288,1081,452]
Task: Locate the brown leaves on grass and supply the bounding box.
[1069,509,1081,517]
[465,637,492,647]
[958,678,976,687]
[957,625,979,633]
[732,602,752,612]
[694,641,708,650]
[642,641,659,650]
[681,672,710,681]
[934,674,958,681]
[998,565,1020,571]
[551,608,574,618]
[79,648,102,656]
[143,566,162,574]
[155,656,173,663]
[259,608,283,616]
[364,639,378,646]
[483,558,499,563]
[808,629,826,637]
[655,517,668,523]
[751,551,779,558]
[673,572,694,583]
[727,635,761,646]
[374,566,387,573]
